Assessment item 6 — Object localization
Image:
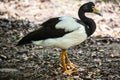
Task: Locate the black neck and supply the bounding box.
[78,9,96,37]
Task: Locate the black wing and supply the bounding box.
[17,17,70,46]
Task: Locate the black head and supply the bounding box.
[81,2,95,12]
[80,2,102,16]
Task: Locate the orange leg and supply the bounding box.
[60,50,67,71]
[60,50,79,75]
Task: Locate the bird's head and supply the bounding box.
[80,2,102,16]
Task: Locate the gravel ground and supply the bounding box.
[0,0,120,80]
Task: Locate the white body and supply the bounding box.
[32,16,87,49]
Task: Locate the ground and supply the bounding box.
[0,0,120,80]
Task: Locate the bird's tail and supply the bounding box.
[16,35,32,46]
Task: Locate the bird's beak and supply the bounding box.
[92,7,102,16]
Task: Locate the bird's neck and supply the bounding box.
[78,10,96,37]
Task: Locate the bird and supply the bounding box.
[17,2,102,75]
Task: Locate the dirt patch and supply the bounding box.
[0,18,120,79]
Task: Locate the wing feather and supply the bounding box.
[17,18,70,45]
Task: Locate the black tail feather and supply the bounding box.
[16,35,32,46]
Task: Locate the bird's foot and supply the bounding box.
[66,62,79,69]
[63,62,79,75]
[63,68,79,75]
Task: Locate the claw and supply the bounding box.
[66,62,79,69]
[63,68,79,75]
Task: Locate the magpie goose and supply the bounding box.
[17,2,102,75]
